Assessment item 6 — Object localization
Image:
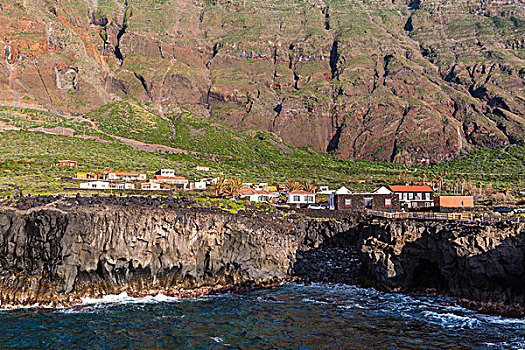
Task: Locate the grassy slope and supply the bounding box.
[1,102,524,196]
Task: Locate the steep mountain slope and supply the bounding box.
[0,0,523,165]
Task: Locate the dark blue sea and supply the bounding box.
[0,283,523,349]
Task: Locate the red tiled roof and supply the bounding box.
[155,176,188,180]
[388,185,433,192]
[240,188,277,195]
[110,172,145,176]
[289,190,315,195]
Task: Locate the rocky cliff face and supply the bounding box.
[360,219,525,316]
[1,202,525,316]
[0,0,523,164]
[0,205,298,307]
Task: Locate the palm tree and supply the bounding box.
[460,177,466,195]
[437,175,444,194]
[422,171,427,185]
[214,177,227,196]
[477,181,483,197]
[301,181,318,193]
[224,178,243,198]
[285,179,301,192]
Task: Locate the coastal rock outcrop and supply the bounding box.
[359,219,525,317]
[0,205,298,307]
[1,200,525,317]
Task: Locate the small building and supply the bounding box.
[262,185,278,192]
[184,180,207,191]
[154,176,189,186]
[240,188,279,203]
[141,181,161,191]
[113,183,135,190]
[317,186,334,195]
[286,190,316,206]
[106,172,147,181]
[76,172,98,180]
[194,165,210,171]
[57,160,77,167]
[330,186,352,209]
[79,181,110,190]
[155,169,176,177]
[375,185,434,210]
[434,196,474,209]
[334,193,400,211]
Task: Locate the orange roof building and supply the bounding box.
[387,185,434,192]
[239,188,279,203]
[375,185,435,210]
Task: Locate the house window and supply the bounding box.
[364,198,373,208]
[408,193,413,200]
[403,193,408,201]
[385,198,392,207]
[425,193,430,201]
[345,198,352,207]
[425,202,431,207]
[293,195,300,202]
[306,196,314,202]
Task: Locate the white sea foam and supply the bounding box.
[79,292,182,306]
[422,311,481,329]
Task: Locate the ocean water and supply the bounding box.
[0,283,524,349]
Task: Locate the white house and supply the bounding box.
[374,185,434,209]
[141,181,162,191]
[317,185,334,195]
[113,183,135,190]
[106,172,147,181]
[155,169,175,177]
[154,175,188,185]
[330,186,352,209]
[79,181,110,190]
[184,180,207,190]
[240,188,279,203]
[194,165,210,171]
[286,190,316,206]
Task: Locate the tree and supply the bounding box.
[460,177,466,195]
[224,178,243,198]
[285,179,301,192]
[214,177,227,196]
[300,181,318,193]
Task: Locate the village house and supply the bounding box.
[317,186,333,195]
[79,181,110,190]
[113,183,135,190]
[153,169,188,186]
[375,185,434,210]
[331,186,400,211]
[262,185,278,192]
[76,172,98,180]
[154,175,189,186]
[155,169,176,177]
[141,181,162,191]
[194,165,210,171]
[434,196,474,210]
[57,160,77,167]
[184,180,207,191]
[286,190,316,207]
[240,188,279,203]
[106,172,147,181]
